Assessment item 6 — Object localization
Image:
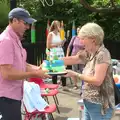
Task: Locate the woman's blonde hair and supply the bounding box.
[79,23,104,45]
[49,20,60,32]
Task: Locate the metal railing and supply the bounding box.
[22,41,46,66]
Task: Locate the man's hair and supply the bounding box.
[9,18,13,23]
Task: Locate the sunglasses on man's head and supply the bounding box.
[17,19,29,25]
[22,21,29,25]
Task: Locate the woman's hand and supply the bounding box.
[64,70,77,77]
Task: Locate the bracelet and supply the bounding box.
[76,73,81,79]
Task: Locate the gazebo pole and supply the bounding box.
[10,0,17,10]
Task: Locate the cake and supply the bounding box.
[42,60,65,72]
[42,48,66,72]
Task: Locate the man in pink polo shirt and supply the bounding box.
[0,8,50,120]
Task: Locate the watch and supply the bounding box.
[76,73,81,78]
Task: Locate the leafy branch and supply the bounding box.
[80,0,120,13]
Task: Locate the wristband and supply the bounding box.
[76,73,81,79]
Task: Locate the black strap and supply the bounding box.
[69,36,76,48]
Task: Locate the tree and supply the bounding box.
[0,0,10,32]
[78,0,120,41]
[18,0,93,42]
[80,0,120,14]
[0,0,118,41]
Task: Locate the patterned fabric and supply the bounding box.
[78,44,115,114]
[50,47,64,59]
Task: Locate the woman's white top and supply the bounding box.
[50,32,64,59]
[51,32,62,44]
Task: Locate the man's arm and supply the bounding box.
[0,39,51,80]
[26,63,40,72]
[0,64,50,80]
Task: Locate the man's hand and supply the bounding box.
[39,64,43,69]
[34,69,51,79]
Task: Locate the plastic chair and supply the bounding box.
[41,89,60,113]
[29,78,60,113]
[29,78,59,89]
[24,104,56,120]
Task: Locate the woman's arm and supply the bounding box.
[66,49,111,87]
[66,37,75,57]
[47,33,54,49]
[62,54,84,66]
[63,49,88,65]
[66,47,70,57]
[76,63,109,86]
[65,63,109,86]
[61,38,66,47]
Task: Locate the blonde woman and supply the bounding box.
[46,20,69,91]
[63,23,115,120]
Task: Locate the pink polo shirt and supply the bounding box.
[0,25,27,100]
